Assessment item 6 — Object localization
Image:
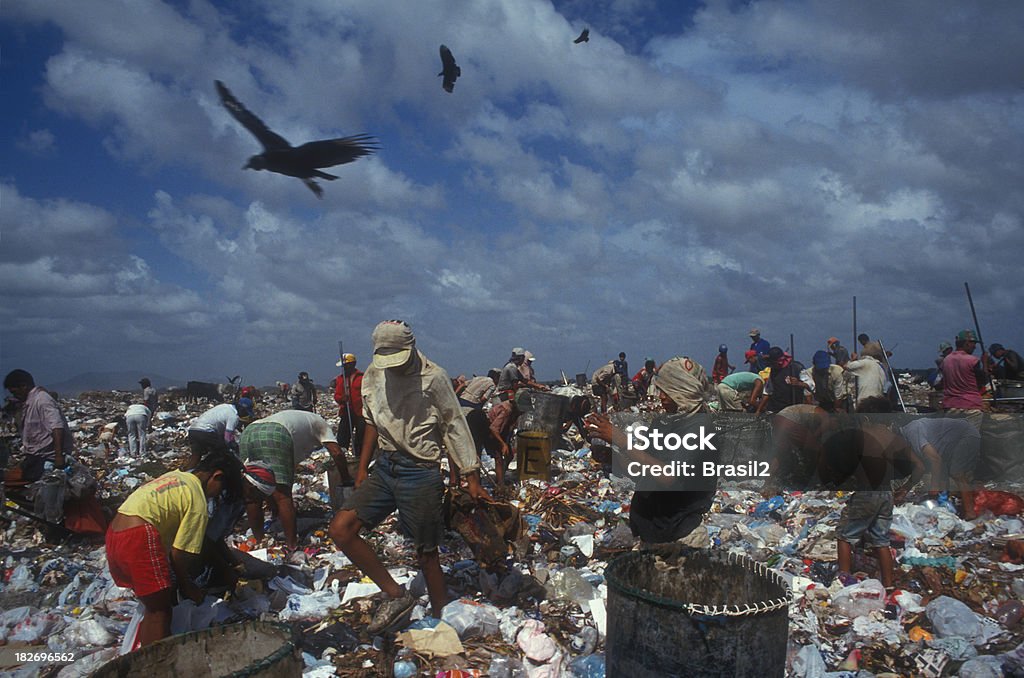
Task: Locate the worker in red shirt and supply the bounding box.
[334,353,365,459]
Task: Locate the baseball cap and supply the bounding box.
[938,341,952,353]
[719,344,728,354]
[767,347,785,363]
[827,337,839,346]
[749,328,761,337]
[336,353,357,367]
[511,347,526,356]
[989,343,1004,353]
[243,461,277,496]
[744,350,758,361]
[956,329,977,342]
[236,397,254,417]
[812,350,831,369]
[372,320,415,368]
[524,350,535,362]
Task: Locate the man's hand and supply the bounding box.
[465,473,493,503]
[355,467,369,489]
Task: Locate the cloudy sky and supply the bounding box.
[2,0,1022,388]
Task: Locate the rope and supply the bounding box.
[605,548,791,617]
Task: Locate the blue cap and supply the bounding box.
[237,397,254,417]
[812,350,831,369]
[718,344,728,354]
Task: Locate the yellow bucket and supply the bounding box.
[516,430,552,481]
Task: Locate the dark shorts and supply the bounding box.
[342,450,444,552]
[837,491,893,549]
[20,455,48,483]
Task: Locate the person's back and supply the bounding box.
[846,357,885,404]
[941,350,984,409]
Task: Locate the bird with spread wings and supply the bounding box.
[215,80,378,198]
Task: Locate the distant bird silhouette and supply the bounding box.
[573,28,589,44]
[438,45,461,93]
[215,80,377,198]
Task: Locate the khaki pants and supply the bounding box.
[716,383,747,411]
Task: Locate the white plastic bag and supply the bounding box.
[277,590,340,622]
[831,579,886,619]
[119,603,145,655]
[441,599,501,639]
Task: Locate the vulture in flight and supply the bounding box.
[439,45,461,93]
[573,28,589,44]
[215,80,378,198]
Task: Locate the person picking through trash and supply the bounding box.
[895,417,981,520]
[988,342,1023,381]
[240,409,353,552]
[3,369,72,483]
[105,451,243,647]
[201,461,277,589]
[820,397,918,589]
[185,398,254,468]
[631,357,658,398]
[586,355,715,545]
[124,401,151,457]
[329,320,492,634]
[291,371,317,412]
[805,349,848,412]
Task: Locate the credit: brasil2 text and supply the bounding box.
[626,460,771,478]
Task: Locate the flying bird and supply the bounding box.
[573,28,589,44]
[215,80,378,198]
[438,45,461,93]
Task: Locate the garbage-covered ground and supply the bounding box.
[2,385,1024,678]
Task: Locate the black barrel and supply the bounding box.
[605,547,790,677]
[90,621,301,678]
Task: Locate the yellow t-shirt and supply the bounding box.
[118,470,208,554]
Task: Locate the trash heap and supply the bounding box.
[2,390,1024,678]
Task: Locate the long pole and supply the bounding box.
[965,282,997,401]
[789,333,795,360]
[878,339,906,412]
[852,296,857,357]
[338,340,355,443]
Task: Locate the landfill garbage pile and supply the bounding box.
[2,390,1024,677]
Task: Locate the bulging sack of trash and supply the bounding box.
[927,595,987,644]
[441,599,500,639]
[170,596,222,635]
[31,471,66,523]
[831,579,886,619]
[66,459,98,499]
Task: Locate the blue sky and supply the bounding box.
[2,0,1022,388]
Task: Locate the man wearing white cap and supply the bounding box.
[329,320,492,634]
[517,351,550,392]
[497,347,527,391]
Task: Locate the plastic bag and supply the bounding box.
[927,595,982,642]
[31,470,66,523]
[488,655,528,678]
[791,644,827,678]
[8,612,63,643]
[277,589,340,622]
[974,490,1024,516]
[120,603,145,655]
[567,654,605,678]
[441,599,500,639]
[831,579,886,619]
